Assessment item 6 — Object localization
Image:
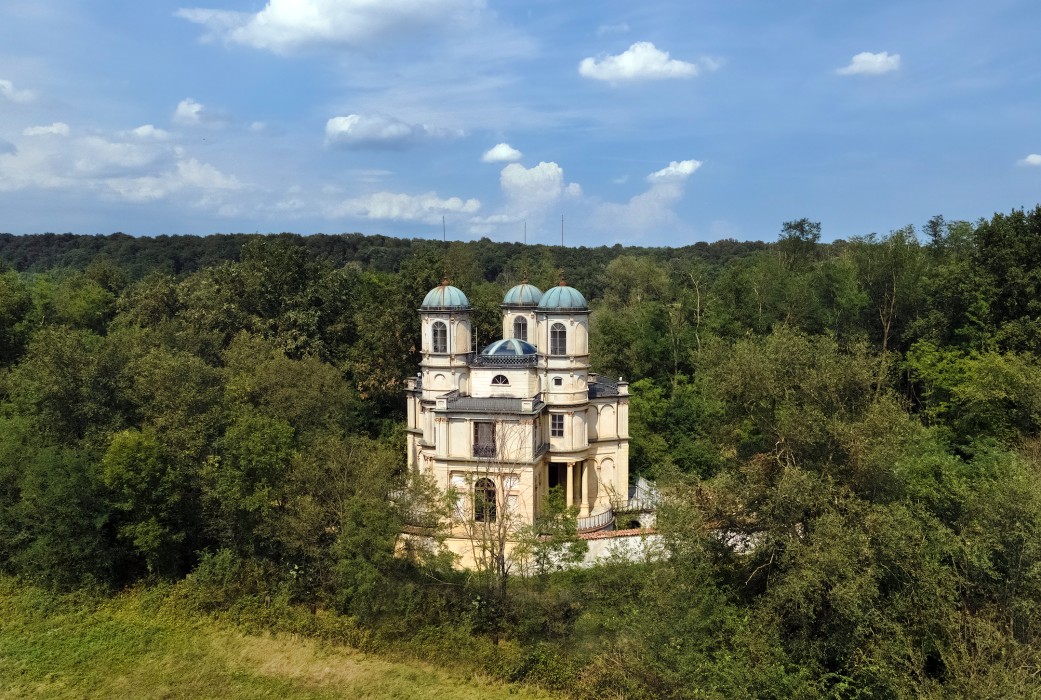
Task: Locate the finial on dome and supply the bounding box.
[441,276,449,287]
[558,268,567,286]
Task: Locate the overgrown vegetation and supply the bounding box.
[3,207,1041,697]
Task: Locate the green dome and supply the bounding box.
[421,281,470,309]
[481,338,538,356]
[503,282,543,306]
[538,283,587,310]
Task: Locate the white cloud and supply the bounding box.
[500,161,581,214]
[330,190,480,223]
[836,51,901,76]
[72,136,163,176]
[0,124,242,213]
[325,113,456,148]
[0,139,15,156]
[103,158,242,202]
[579,42,699,82]
[173,98,206,126]
[647,159,702,183]
[23,122,70,137]
[0,78,35,103]
[590,158,702,236]
[177,0,484,53]
[1018,154,1041,166]
[126,124,171,140]
[481,142,522,163]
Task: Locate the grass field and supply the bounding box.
[0,581,558,700]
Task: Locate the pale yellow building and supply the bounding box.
[404,279,630,549]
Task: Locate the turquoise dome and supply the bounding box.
[481,338,538,356]
[538,283,588,310]
[421,281,470,309]
[503,282,543,306]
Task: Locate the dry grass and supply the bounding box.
[0,581,557,700]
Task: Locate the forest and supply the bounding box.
[2,207,1041,698]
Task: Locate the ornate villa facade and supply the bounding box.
[404,278,631,554]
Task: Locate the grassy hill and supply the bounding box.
[0,580,557,700]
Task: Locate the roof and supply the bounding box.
[481,338,538,356]
[503,282,543,306]
[421,280,470,309]
[538,282,588,311]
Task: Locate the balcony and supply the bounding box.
[472,443,497,458]
[469,353,538,368]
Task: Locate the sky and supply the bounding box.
[1,0,1040,246]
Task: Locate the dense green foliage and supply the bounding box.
[3,208,1041,697]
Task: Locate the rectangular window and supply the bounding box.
[473,421,496,457]
[551,414,564,437]
[550,323,566,356]
[431,321,447,353]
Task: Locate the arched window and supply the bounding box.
[513,316,527,341]
[550,322,566,356]
[431,321,447,353]
[491,375,509,386]
[474,477,496,522]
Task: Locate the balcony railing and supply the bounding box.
[576,508,615,533]
[472,443,497,458]
[470,354,538,368]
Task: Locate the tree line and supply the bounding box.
[2,207,1041,697]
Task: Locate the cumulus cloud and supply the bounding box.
[0,78,35,103]
[647,159,702,183]
[836,51,901,76]
[325,113,457,149]
[501,161,581,213]
[177,0,484,53]
[481,142,522,163]
[125,124,171,140]
[108,158,242,202]
[173,98,207,126]
[329,190,480,223]
[579,42,699,82]
[1018,154,1041,166]
[23,122,70,137]
[72,136,165,177]
[0,124,242,213]
[590,158,702,235]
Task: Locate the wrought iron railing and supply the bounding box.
[470,354,538,368]
[576,508,615,533]
[449,396,524,412]
[472,443,497,458]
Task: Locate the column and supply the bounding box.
[566,461,574,508]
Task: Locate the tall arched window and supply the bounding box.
[431,321,447,353]
[513,316,528,341]
[474,477,496,522]
[550,322,566,356]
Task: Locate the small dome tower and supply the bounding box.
[501,279,542,349]
[419,279,472,398]
[536,277,589,404]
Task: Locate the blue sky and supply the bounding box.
[1,0,1039,245]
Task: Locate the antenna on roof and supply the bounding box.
[441,215,447,281]
[523,220,527,246]
[561,214,565,249]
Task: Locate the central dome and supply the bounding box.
[481,338,538,356]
